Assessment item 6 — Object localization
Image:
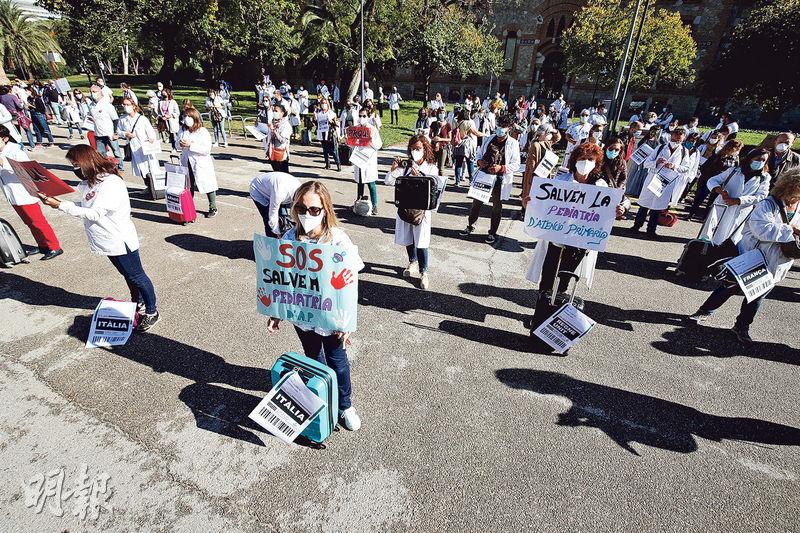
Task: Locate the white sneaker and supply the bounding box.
[420,272,429,290]
[341,407,361,431]
[212,142,219,147]
[224,142,229,148]
[403,261,419,278]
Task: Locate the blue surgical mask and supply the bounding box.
[750,160,765,171]
[495,127,507,137]
[684,142,695,149]
[605,149,620,159]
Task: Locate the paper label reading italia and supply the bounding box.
[533,303,596,354]
[248,371,325,444]
[533,150,559,179]
[630,143,654,166]
[85,299,136,349]
[724,249,774,303]
[467,171,495,204]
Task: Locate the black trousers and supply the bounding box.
[539,243,587,293]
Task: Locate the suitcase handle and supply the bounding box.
[550,270,580,306]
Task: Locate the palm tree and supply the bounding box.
[0,0,60,84]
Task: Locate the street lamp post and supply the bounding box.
[607,0,642,136]
[614,0,652,130]
[360,0,365,102]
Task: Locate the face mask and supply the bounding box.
[575,159,596,176]
[438,114,445,121]
[359,117,368,125]
[634,130,642,137]
[72,167,84,180]
[91,92,100,101]
[605,149,620,159]
[495,127,507,138]
[411,149,424,162]
[750,160,765,171]
[592,131,602,140]
[776,143,789,153]
[669,141,680,149]
[684,142,695,149]
[124,105,134,114]
[709,137,719,144]
[580,116,589,124]
[299,213,324,233]
[184,117,194,128]
[321,105,328,111]
[545,133,553,141]
[648,117,656,123]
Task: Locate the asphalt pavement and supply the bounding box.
[1,127,798,532]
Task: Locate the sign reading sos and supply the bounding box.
[275,243,324,272]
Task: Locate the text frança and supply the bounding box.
[535,181,613,208]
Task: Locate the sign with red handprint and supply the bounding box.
[254,233,362,332]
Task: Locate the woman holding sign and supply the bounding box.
[519,124,561,219]
[351,109,383,216]
[265,180,364,431]
[384,134,446,290]
[176,108,219,218]
[688,169,800,343]
[40,145,161,331]
[118,97,161,199]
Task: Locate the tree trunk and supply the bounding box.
[346,68,361,102]
[0,63,10,85]
[121,42,129,75]
[158,33,177,84]
[424,75,431,103]
[132,58,140,75]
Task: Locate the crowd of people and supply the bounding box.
[2,73,799,434]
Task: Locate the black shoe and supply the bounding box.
[325,164,330,170]
[205,208,218,218]
[26,247,41,256]
[485,233,497,244]
[732,327,753,344]
[631,225,642,232]
[41,248,63,260]
[137,311,161,332]
[336,166,341,172]
[646,230,657,238]
[459,225,474,237]
[687,310,712,323]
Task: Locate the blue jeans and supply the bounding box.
[95,135,124,170]
[356,180,378,208]
[49,102,63,125]
[253,199,291,238]
[30,111,54,144]
[699,284,772,331]
[107,247,157,314]
[634,206,659,233]
[406,244,429,273]
[321,139,340,168]
[67,121,83,138]
[22,126,35,149]
[211,120,227,144]
[294,326,352,410]
[454,154,474,185]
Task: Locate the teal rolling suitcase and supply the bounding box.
[270,352,338,445]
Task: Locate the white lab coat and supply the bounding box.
[352,123,382,184]
[158,99,180,133]
[0,104,21,143]
[670,150,700,204]
[0,142,34,205]
[739,197,799,283]
[314,110,337,141]
[525,173,608,289]
[383,161,445,249]
[388,92,401,110]
[699,168,771,245]
[176,127,218,193]
[118,113,160,178]
[563,122,591,164]
[637,144,691,210]
[297,90,309,114]
[475,134,521,201]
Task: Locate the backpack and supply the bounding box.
[0,218,28,267]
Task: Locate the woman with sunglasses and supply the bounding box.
[266,180,364,431]
[350,109,383,215]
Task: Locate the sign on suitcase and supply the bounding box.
[249,371,325,444]
[533,303,596,354]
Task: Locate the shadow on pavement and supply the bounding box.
[165,234,254,261]
[496,368,800,455]
[0,272,100,310]
[407,320,541,354]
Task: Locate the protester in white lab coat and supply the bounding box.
[89,85,124,170]
[265,102,293,173]
[460,114,521,244]
[118,97,161,197]
[297,86,310,114]
[384,134,446,290]
[205,89,228,148]
[689,168,800,343]
[249,171,301,237]
[0,126,62,259]
[699,148,771,246]
[158,88,181,150]
[563,109,592,167]
[632,126,691,236]
[176,108,219,217]
[388,86,402,125]
[315,98,341,171]
[40,144,160,330]
[526,143,615,293]
[362,81,374,102]
[351,108,383,215]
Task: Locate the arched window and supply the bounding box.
[557,15,566,36]
[546,19,555,38]
[504,31,518,72]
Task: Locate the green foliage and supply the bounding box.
[0,0,60,80]
[705,0,800,112]
[562,0,697,90]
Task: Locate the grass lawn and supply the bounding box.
[65,75,799,150]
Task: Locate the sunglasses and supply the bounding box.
[359,115,368,118]
[296,205,323,216]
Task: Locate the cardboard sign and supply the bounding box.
[86,299,136,349]
[317,115,329,136]
[130,137,162,156]
[630,143,654,166]
[724,249,774,303]
[533,303,596,354]
[248,371,325,444]
[533,150,559,179]
[54,78,71,95]
[8,159,75,197]
[467,170,496,204]
[523,177,624,252]
[254,234,360,332]
[345,125,371,147]
[246,125,267,141]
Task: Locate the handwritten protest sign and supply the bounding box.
[249,371,325,444]
[523,177,623,252]
[254,234,359,332]
[9,159,74,197]
[723,249,774,303]
[86,299,136,349]
[345,125,371,147]
[630,143,654,166]
[349,146,375,171]
[54,78,71,95]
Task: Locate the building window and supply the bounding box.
[504,31,518,72]
[546,19,555,38]
[557,15,566,37]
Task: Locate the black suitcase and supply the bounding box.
[394,175,440,210]
[338,144,351,166]
[0,218,28,267]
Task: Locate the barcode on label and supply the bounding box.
[258,404,295,437]
[92,336,126,343]
[748,281,772,297]
[540,327,568,349]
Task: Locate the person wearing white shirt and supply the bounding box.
[351,108,383,215]
[361,81,374,102]
[388,86,402,125]
[40,144,160,330]
[563,109,592,165]
[684,117,700,136]
[120,83,138,106]
[384,134,447,290]
[315,99,340,171]
[117,97,161,196]
[176,108,219,217]
[551,94,565,114]
[297,86,310,114]
[0,126,62,259]
[205,89,228,148]
[558,104,571,130]
[656,104,674,128]
[589,104,608,126]
[332,83,341,112]
[429,93,444,113]
[265,102,293,173]
[249,171,301,237]
[96,78,114,101]
[89,85,123,170]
